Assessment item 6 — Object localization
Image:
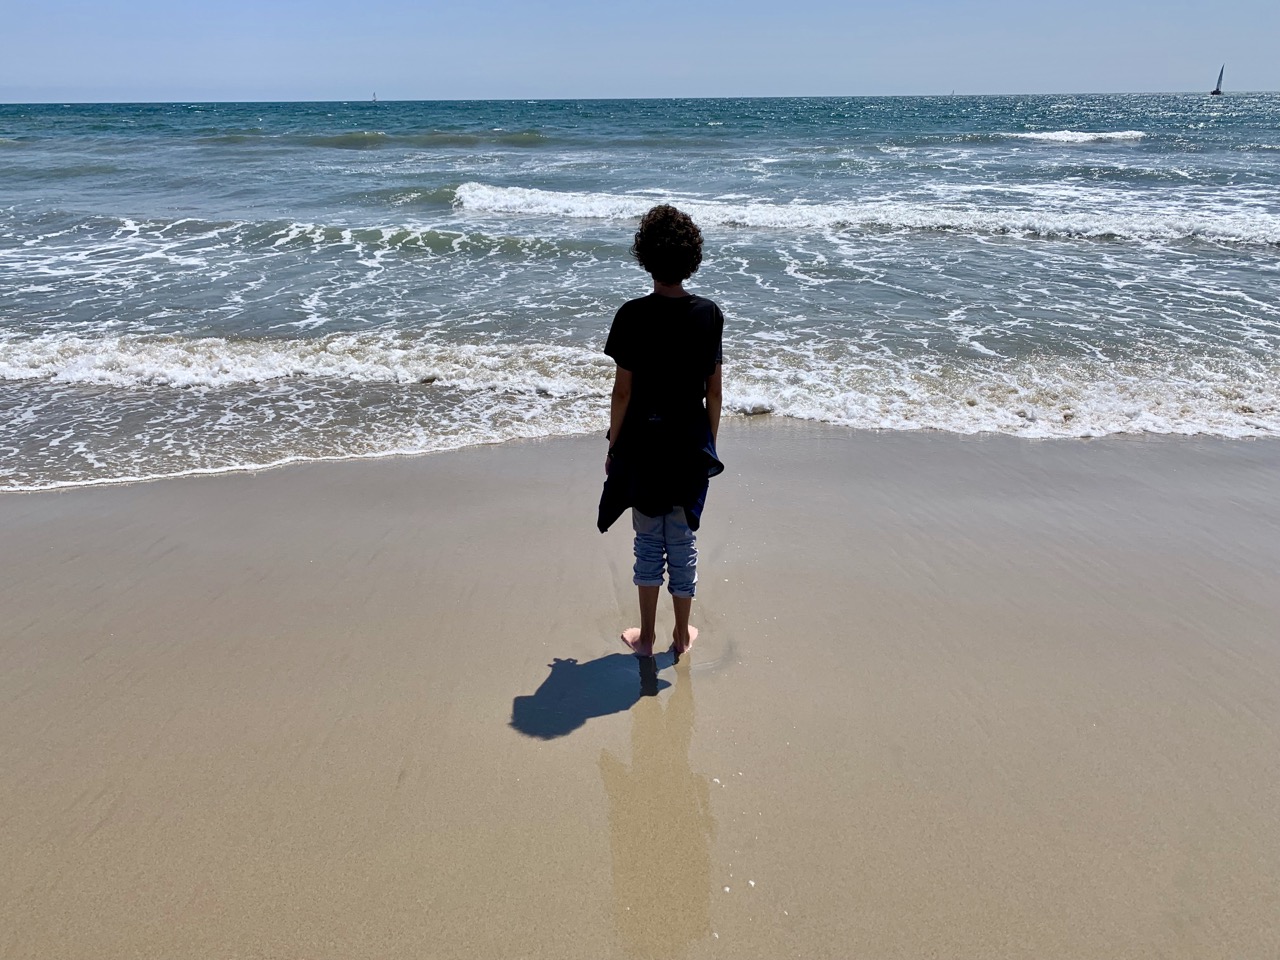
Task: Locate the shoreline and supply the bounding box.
[6,414,1280,495]
[3,419,1278,958]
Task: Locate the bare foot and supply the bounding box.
[621,627,655,658]
[672,625,698,659]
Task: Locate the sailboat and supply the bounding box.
[1210,65,1224,96]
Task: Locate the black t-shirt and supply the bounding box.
[598,293,725,527]
[604,293,724,427]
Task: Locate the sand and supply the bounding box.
[2,420,1279,959]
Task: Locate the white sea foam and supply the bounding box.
[0,331,612,393]
[1004,130,1148,143]
[725,352,1280,440]
[5,349,1276,492]
[4,335,1277,491]
[453,182,1280,246]
[0,333,616,490]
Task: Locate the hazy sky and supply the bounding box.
[2,0,1275,102]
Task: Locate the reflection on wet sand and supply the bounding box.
[599,670,713,958]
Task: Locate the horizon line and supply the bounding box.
[3,90,1276,107]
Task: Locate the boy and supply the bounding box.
[597,205,724,662]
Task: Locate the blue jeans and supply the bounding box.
[632,508,697,598]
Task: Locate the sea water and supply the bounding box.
[1,95,1277,490]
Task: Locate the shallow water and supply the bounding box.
[2,95,1278,489]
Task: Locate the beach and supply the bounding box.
[3,419,1278,959]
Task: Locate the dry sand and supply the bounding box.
[2,420,1279,959]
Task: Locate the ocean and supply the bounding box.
[1,95,1278,491]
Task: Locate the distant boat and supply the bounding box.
[372,92,378,103]
[1210,65,1224,96]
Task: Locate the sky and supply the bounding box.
[2,0,1276,103]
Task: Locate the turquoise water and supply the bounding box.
[2,95,1278,489]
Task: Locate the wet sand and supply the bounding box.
[2,420,1279,959]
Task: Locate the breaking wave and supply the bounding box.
[453,182,1280,246]
[2,331,1275,435]
[0,331,611,393]
[1003,130,1148,143]
[1,210,611,259]
[3,330,1276,491]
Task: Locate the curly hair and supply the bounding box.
[630,205,703,284]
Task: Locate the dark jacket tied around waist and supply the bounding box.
[597,414,723,533]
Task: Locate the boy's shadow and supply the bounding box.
[511,652,674,740]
